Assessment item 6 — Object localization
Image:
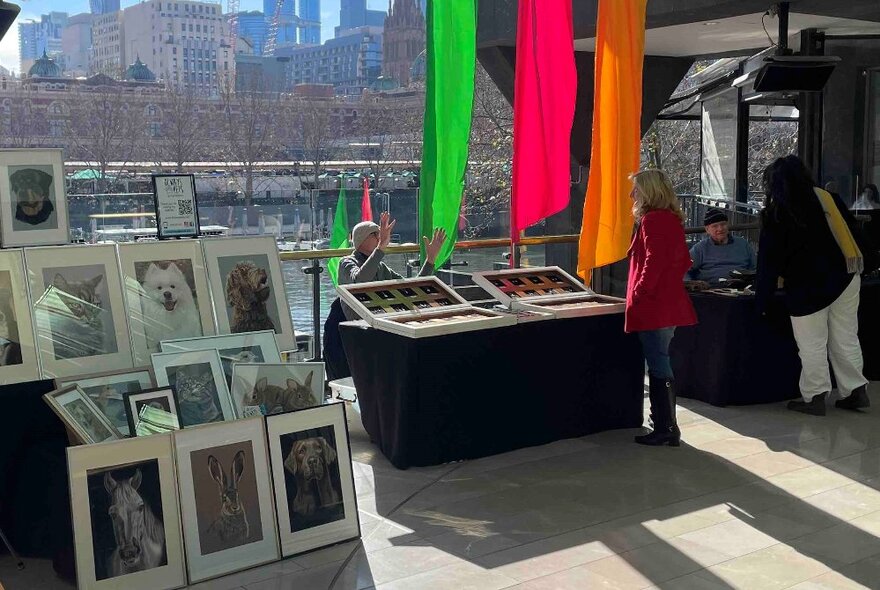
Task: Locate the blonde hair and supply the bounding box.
[631,169,686,223]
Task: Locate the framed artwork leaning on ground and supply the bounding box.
[25,244,134,378]
[67,434,187,590]
[56,366,156,437]
[173,417,280,582]
[0,249,40,384]
[0,148,70,248]
[201,236,296,352]
[118,241,216,365]
[44,384,123,445]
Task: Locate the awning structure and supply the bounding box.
[69,169,116,181]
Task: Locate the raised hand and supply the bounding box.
[378,211,396,250]
[423,227,448,264]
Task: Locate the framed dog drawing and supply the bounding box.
[160,330,282,392]
[151,349,235,428]
[118,241,217,365]
[0,148,70,248]
[68,434,187,590]
[25,244,134,378]
[231,362,325,418]
[43,385,123,445]
[56,367,156,437]
[0,249,41,384]
[266,402,359,557]
[173,417,280,582]
[201,237,296,352]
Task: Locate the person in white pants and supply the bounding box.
[755,156,877,416]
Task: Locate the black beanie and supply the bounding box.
[703,208,728,226]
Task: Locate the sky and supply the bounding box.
[0,0,389,73]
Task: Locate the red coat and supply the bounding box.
[625,209,697,333]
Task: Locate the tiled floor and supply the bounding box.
[3,383,880,590]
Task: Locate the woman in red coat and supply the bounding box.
[627,169,697,446]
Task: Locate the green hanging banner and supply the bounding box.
[419,0,477,267]
[327,180,350,286]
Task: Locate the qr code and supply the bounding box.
[177,200,193,215]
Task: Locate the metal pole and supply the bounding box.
[303,259,323,361]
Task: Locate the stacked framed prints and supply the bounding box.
[118,241,216,365]
[472,266,626,319]
[201,237,297,352]
[56,366,156,436]
[0,148,70,248]
[336,276,516,338]
[0,249,40,383]
[44,385,123,444]
[25,244,134,378]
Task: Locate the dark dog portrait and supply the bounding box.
[280,427,344,532]
[222,257,277,334]
[9,167,55,227]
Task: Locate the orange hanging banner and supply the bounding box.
[577,0,647,280]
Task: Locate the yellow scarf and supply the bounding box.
[814,187,864,274]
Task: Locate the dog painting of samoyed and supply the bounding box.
[136,261,203,352]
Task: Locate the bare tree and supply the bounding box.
[65,88,146,191]
[218,73,280,205]
[291,96,338,192]
[154,84,204,171]
[0,83,49,148]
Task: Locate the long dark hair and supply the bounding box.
[761,155,817,227]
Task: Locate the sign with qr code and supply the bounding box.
[151,173,200,239]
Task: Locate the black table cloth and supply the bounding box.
[340,314,645,469]
[671,279,879,406]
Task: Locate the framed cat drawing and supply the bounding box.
[0,148,71,248]
[118,241,216,365]
[25,244,134,379]
[0,249,41,384]
[151,349,235,428]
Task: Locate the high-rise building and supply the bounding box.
[123,0,232,95]
[383,0,424,87]
[338,0,384,36]
[237,11,268,55]
[91,10,124,76]
[90,0,121,15]
[298,0,321,45]
[18,13,69,74]
[264,0,297,48]
[62,13,93,77]
[18,21,38,73]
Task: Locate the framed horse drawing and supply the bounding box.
[67,434,186,590]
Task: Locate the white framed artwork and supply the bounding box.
[201,237,296,352]
[56,366,156,436]
[0,148,70,248]
[25,244,134,378]
[231,362,325,418]
[0,249,40,384]
[118,241,216,365]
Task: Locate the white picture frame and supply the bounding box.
[201,237,296,352]
[151,349,235,428]
[25,244,134,378]
[173,417,280,583]
[266,402,359,557]
[0,249,41,384]
[231,362,325,418]
[0,148,70,248]
[56,366,156,437]
[67,435,187,590]
[118,241,217,365]
[160,330,282,392]
[43,384,123,445]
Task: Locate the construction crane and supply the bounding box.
[227,0,239,56]
[265,0,320,56]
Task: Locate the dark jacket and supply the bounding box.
[625,209,697,333]
[755,188,878,317]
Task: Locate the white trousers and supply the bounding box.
[790,274,867,402]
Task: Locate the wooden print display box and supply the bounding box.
[337,276,516,338]
[473,266,626,319]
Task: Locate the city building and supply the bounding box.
[264,0,297,48]
[18,13,69,74]
[61,13,93,77]
[18,21,38,73]
[234,53,289,92]
[236,11,268,56]
[90,10,124,77]
[337,0,384,37]
[278,25,382,95]
[382,0,424,87]
[122,0,232,95]
[90,0,120,15]
[298,0,320,45]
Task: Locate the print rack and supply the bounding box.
[336,276,516,338]
[472,266,626,319]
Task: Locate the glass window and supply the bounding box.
[701,88,738,199]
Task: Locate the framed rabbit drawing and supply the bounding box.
[173,417,279,582]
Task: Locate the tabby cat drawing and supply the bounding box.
[49,273,112,360]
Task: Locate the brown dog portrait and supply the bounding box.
[283,436,341,518]
[11,168,55,226]
[225,261,275,333]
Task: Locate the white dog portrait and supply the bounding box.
[135,260,203,352]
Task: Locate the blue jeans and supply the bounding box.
[639,328,676,380]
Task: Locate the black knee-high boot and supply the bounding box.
[635,377,680,447]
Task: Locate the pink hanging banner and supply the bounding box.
[510,0,577,241]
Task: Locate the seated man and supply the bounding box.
[687,208,756,285]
